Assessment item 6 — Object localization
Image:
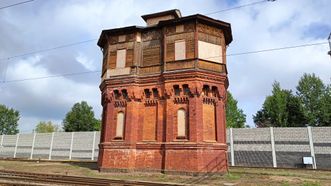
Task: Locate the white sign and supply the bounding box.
[303,157,313,164]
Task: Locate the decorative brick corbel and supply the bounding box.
[192,83,203,97]
[219,86,227,102]
[102,89,113,106]
[164,87,172,98]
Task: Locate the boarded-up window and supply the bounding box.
[177,109,187,138]
[115,112,125,138]
[143,106,157,141]
[118,35,126,42]
[116,49,126,68]
[203,104,216,141]
[136,33,141,42]
[198,41,222,63]
[175,40,186,60]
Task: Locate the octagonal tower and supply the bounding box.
[97,9,233,174]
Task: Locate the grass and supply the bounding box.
[225,173,241,180]
[302,181,321,186]
[0,160,330,185]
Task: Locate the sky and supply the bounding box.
[0,0,330,133]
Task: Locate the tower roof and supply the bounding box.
[141,9,182,22]
[97,10,233,47]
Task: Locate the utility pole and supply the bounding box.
[328,32,331,58]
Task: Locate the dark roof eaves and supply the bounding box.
[97,26,144,47]
[158,14,233,44]
[98,14,233,47]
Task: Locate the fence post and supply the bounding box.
[307,126,317,169]
[230,128,235,166]
[13,134,20,158]
[69,132,75,160]
[30,133,36,159]
[91,131,96,160]
[270,127,277,168]
[48,132,55,160]
[0,135,3,146]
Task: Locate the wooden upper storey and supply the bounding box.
[97,10,233,80]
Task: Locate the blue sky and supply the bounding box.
[0,0,330,133]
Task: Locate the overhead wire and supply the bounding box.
[0,0,34,10]
[2,0,328,85]
[0,39,97,61]
[205,0,268,15]
[227,42,328,56]
[0,0,276,62]
[3,70,101,84]
[1,41,328,84]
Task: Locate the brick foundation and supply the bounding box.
[99,142,228,174]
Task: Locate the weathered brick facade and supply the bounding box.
[97,9,233,174]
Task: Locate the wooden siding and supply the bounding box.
[142,40,161,66]
[198,60,225,73]
[126,49,134,67]
[165,60,195,71]
[138,65,161,74]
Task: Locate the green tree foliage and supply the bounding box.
[320,85,331,126]
[34,121,59,133]
[94,119,101,131]
[253,82,306,127]
[63,101,100,132]
[226,91,246,128]
[296,73,329,126]
[0,104,20,135]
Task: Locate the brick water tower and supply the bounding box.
[97,9,232,174]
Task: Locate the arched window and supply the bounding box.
[115,112,125,138]
[202,85,210,96]
[174,85,180,96]
[177,109,187,138]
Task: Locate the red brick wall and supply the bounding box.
[98,62,229,174]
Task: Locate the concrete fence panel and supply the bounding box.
[51,132,72,160]
[0,128,330,170]
[273,127,310,168]
[0,135,17,157]
[33,133,53,159]
[312,127,331,169]
[232,128,272,167]
[16,133,34,158]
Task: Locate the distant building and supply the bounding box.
[97,9,233,174]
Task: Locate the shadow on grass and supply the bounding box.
[67,162,98,170]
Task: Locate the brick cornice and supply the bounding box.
[100,69,228,90]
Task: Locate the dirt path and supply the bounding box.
[0,160,330,185]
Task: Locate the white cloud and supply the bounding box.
[1,55,101,132]
[76,53,96,71]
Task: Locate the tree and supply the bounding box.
[296,73,328,126]
[34,121,59,133]
[63,101,100,132]
[254,82,306,127]
[286,93,307,127]
[320,85,331,126]
[0,104,20,135]
[94,119,101,131]
[226,91,246,128]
